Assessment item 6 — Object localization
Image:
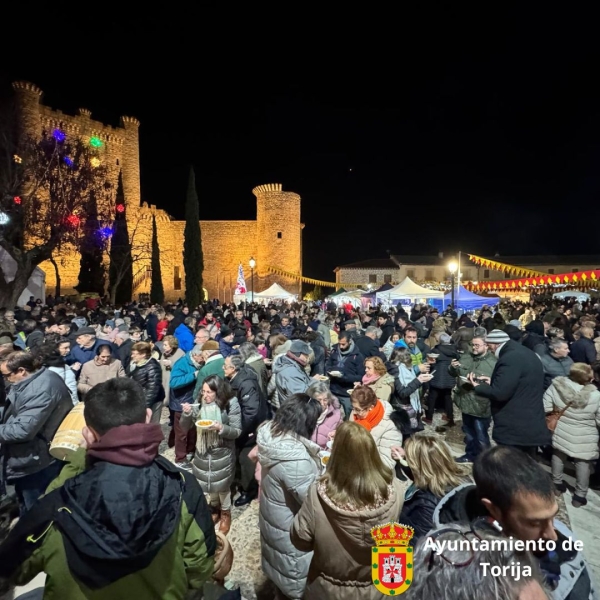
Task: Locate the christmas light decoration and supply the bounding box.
[66,214,81,227]
[13,155,22,164]
[53,129,66,142]
[90,157,101,167]
[0,212,9,225]
[13,196,21,204]
[116,204,125,213]
[89,136,103,148]
[64,157,74,167]
[99,226,113,238]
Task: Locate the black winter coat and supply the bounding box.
[476,341,550,446]
[379,320,395,346]
[570,337,596,365]
[430,343,458,390]
[129,358,165,409]
[309,336,327,376]
[229,366,268,448]
[399,485,442,543]
[325,343,366,399]
[354,335,382,359]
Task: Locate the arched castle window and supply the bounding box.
[277,232,282,239]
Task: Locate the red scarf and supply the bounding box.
[353,400,385,432]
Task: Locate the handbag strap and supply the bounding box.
[555,400,574,418]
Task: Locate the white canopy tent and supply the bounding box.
[0,247,46,307]
[254,283,297,300]
[376,277,445,301]
[330,289,366,308]
[552,290,591,302]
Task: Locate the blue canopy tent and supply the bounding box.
[432,286,500,311]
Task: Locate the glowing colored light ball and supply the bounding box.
[116,204,125,213]
[66,214,81,227]
[99,227,113,238]
[64,157,74,167]
[14,196,21,204]
[0,212,10,225]
[13,155,22,164]
[53,129,66,142]
[89,136,103,148]
[90,157,101,167]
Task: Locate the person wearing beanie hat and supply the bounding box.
[217,325,237,359]
[308,320,320,332]
[470,329,550,454]
[272,338,313,405]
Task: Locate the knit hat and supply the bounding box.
[485,329,510,344]
[201,340,219,351]
[439,333,452,344]
[0,334,14,346]
[76,326,96,336]
[290,340,311,355]
[220,326,232,337]
[308,320,320,331]
[509,319,522,330]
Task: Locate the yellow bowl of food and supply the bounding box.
[196,419,214,429]
[320,451,331,467]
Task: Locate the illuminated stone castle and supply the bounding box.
[12,82,303,301]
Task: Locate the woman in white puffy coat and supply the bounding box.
[257,393,322,599]
[543,362,600,508]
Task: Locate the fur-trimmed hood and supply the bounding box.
[551,376,597,409]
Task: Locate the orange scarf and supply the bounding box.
[353,400,385,432]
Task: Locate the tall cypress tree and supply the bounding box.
[75,191,106,295]
[183,167,204,308]
[150,214,164,304]
[108,171,133,304]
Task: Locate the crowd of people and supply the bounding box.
[0,292,598,599]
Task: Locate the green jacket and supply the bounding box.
[0,448,216,599]
[193,355,225,401]
[448,351,497,418]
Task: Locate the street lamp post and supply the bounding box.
[448,261,458,310]
[249,257,256,303]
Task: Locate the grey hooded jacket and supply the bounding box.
[0,367,72,480]
[180,398,242,493]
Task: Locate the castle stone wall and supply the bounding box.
[12,83,303,304]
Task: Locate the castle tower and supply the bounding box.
[12,81,43,138]
[254,183,302,296]
[119,116,141,207]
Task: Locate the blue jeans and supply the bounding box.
[13,460,64,514]
[462,414,491,459]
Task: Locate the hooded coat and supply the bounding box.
[180,398,242,493]
[257,423,321,599]
[0,424,216,599]
[290,478,406,600]
[543,377,600,460]
[433,483,595,600]
[273,354,313,405]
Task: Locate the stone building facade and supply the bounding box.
[12,82,303,301]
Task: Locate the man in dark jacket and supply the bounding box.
[570,326,596,365]
[225,355,268,506]
[470,330,550,456]
[0,351,72,512]
[537,338,574,391]
[67,327,116,377]
[377,314,395,346]
[144,307,159,343]
[0,377,216,598]
[354,326,384,359]
[325,331,366,416]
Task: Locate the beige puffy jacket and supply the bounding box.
[543,376,600,460]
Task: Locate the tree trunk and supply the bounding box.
[110,284,117,305]
[50,257,61,297]
[0,265,33,309]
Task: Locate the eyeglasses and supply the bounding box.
[426,518,500,572]
[1,371,14,381]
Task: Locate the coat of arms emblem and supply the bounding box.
[371,521,414,595]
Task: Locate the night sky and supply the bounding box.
[2,9,600,284]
